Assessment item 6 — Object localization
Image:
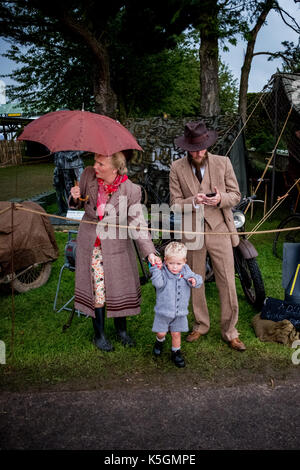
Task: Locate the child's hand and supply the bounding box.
[188,277,196,287]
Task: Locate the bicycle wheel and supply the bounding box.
[272,214,300,259]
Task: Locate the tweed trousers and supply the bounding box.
[187,221,239,342]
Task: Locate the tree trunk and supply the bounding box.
[238,1,273,123]
[92,47,118,118]
[199,10,220,116]
[48,8,118,118]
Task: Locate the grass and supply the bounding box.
[0,205,298,392]
[0,156,95,202]
[0,162,54,201]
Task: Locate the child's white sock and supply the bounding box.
[156,336,165,342]
[171,346,180,352]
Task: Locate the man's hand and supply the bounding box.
[203,186,221,206]
[194,193,206,205]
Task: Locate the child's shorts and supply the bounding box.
[152,314,189,333]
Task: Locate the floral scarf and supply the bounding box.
[94,174,128,246]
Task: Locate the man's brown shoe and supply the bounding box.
[229,337,246,351]
[186,331,202,342]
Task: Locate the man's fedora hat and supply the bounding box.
[174,120,218,151]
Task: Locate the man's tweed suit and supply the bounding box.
[169,152,241,341]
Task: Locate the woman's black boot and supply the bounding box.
[92,307,114,352]
[114,317,135,347]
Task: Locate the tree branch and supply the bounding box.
[274,4,300,34]
[252,50,294,67]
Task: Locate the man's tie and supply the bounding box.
[195,167,202,184]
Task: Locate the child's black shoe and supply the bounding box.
[171,349,185,368]
[153,339,164,357]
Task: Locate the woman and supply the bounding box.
[70,151,159,352]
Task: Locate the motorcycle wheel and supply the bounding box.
[12,262,52,293]
[272,214,300,260]
[235,256,265,310]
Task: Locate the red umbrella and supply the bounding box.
[18,110,143,155]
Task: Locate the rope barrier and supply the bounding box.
[225,92,268,157]
[14,204,300,237]
[247,177,300,239]
[10,203,15,361]
[210,77,273,157]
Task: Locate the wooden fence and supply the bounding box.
[0,140,24,167]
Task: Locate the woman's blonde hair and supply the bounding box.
[164,242,187,260]
[111,151,128,175]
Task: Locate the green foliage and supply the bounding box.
[2,38,95,114]
[272,40,300,73]
[2,27,239,117]
[247,129,274,153]
[112,36,201,117]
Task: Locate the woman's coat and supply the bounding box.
[70,166,155,318]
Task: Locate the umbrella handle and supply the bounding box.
[75,180,89,202]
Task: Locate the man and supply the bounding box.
[169,120,246,351]
[53,150,85,215]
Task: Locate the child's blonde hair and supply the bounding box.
[164,241,187,260]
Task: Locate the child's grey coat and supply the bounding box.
[150,263,203,318]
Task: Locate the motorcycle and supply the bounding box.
[205,195,266,310]
[0,201,59,293]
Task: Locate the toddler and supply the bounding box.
[149,241,203,367]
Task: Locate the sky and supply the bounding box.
[0,0,299,100]
[220,0,300,92]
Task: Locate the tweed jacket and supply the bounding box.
[169,152,241,247]
[69,166,155,318]
[150,263,203,318]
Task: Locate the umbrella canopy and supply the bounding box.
[18,110,143,155]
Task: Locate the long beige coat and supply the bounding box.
[169,153,240,247]
[70,166,155,318]
[169,153,241,342]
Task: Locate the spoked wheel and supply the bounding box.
[12,262,52,293]
[139,185,148,206]
[205,255,214,282]
[153,238,172,257]
[272,214,300,259]
[235,254,265,310]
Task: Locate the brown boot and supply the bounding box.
[186,331,202,342]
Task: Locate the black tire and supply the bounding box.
[12,262,52,293]
[205,254,215,282]
[272,214,300,259]
[235,255,265,310]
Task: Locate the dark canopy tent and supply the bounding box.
[264,73,300,205]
